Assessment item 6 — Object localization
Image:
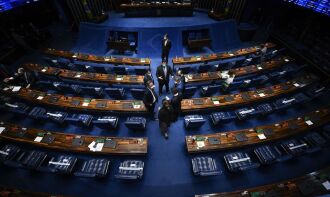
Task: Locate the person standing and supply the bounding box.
[3,67,37,88]
[156,61,173,95]
[161,33,171,63]
[143,69,154,87]
[174,69,185,94]
[171,87,183,121]
[143,80,158,116]
[158,99,173,139]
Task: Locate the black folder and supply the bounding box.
[235,133,248,142]
[104,139,117,149]
[208,137,220,145]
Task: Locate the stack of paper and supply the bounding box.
[12,86,21,92]
[82,102,89,107]
[196,141,205,148]
[257,134,266,140]
[88,141,104,152]
[37,96,44,100]
[305,120,313,126]
[0,127,5,134]
[34,136,43,142]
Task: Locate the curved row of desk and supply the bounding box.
[184,56,293,84]
[24,63,145,85]
[0,121,147,155]
[186,107,330,153]
[43,48,151,66]
[1,86,147,113]
[181,74,316,112]
[195,166,330,196]
[172,42,276,65]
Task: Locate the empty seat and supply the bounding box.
[191,157,221,176]
[235,107,258,120]
[183,86,197,98]
[198,64,212,73]
[210,111,236,125]
[115,160,144,180]
[281,139,308,156]
[2,102,30,115]
[254,145,278,165]
[256,103,273,115]
[29,107,47,120]
[124,117,147,130]
[46,111,68,124]
[21,151,48,170]
[74,159,110,178]
[113,67,127,75]
[104,88,125,99]
[135,68,148,75]
[131,88,145,99]
[200,84,221,96]
[93,116,119,129]
[305,84,328,98]
[81,87,104,97]
[65,114,93,127]
[184,115,206,129]
[0,145,21,163]
[39,155,77,174]
[224,152,260,172]
[303,132,327,152]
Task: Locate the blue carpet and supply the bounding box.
[72,11,241,57]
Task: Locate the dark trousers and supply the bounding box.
[158,80,169,94]
[162,50,169,63]
[159,121,169,134]
[146,103,155,114]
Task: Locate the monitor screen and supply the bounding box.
[283,0,330,16]
[0,0,39,12]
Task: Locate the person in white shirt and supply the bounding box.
[221,70,235,93]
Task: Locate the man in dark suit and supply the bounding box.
[158,99,173,139]
[3,67,37,88]
[156,61,173,95]
[171,87,183,121]
[143,80,158,115]
[161,33,171,63]
[174,69,185,94]
[143,69,154,87]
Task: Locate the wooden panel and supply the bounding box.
[1,87,147,113]
[24,63,144,85]
[172,42,276,65]
[0,122,147,155]
[181,74,316,112]
[186,108,330,153]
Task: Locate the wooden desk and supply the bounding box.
[208,11,226,21]
[120,2,193,17]
[181,74,316,112]
[1,86,147,113]
[43,48,151,66]
[195,166,330,197]
[184,56,293,84]
[186,108,330,153]
[24,63,144,85]
[187,38,212,50]
[172,42,276,66]
[0,122,148,155]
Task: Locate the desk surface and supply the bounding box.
[1,86,147,113]
[172,42,276,65]
[195,166,330,197]
[24,64,144,85]
[44,48,151,66]
[184,56,293,83]
[186,108,330,153]
[0,122,148,155]
[120,2,193,9]
[181,74,316,112]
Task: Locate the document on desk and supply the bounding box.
[257,134,266,140]
[196,141,205,148]
[12,86,21,92]
[322,181,330,190]
[34,136,43,142]
[305,120,313,126]
[82,102,89,107]
[41,68,47,72]
[37,96,44,100]
[0,127,5,134]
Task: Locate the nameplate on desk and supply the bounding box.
[193,99,204,105]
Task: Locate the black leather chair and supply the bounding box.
[281,139,308,156]
[93,116,119,129]
[183,86,197,98]
[2,102,30,115]
[184,115,206,129]
[303,132,327,152]
[0,145,21,163]
[224,152,260,172]
[104,87,125,99]
[65,114,93,127]
[39,155,77,174]
[21,151,48,170]
[124,117,147,130]
[74,159,110,178]
[210,111,236,126]
[131,88,145,99]
[28,107,47,120]
[191,157,221,176]
[115,160,144,180]
[254,145,278,165]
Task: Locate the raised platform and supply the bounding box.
[72,11,241,57]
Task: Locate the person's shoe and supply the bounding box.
[164,132,168,139]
